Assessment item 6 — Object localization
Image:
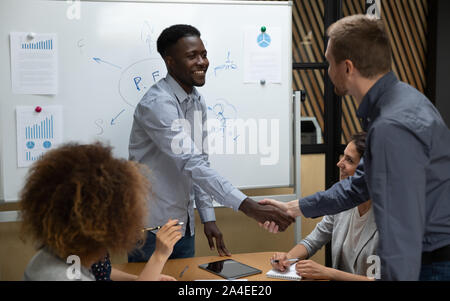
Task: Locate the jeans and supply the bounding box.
[128,222,195,262]
[419,261,450,281]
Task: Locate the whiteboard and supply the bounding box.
[0,0,293,201]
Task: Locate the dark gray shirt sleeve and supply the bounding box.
[299,161,370,218]
[367,122,427,281]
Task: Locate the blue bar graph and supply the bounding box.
[26,151,43,162]
[22,39,53,50]
[22,109,58,166]
[25,115,54,140]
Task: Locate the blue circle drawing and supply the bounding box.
[26,141,35,149]
[43,141,52,149]
[257,33,271,48]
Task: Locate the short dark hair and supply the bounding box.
[157,24,201,58]
[350,131,367,158]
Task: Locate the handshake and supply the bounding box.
[239,198,302,233]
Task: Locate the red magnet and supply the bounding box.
[35,106,42,113]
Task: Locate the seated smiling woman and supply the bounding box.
[20,142,181,281]
[267,132,378,281]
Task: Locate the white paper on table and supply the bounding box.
[10,32,58,94]
[243,27,282,84]
[16,106,63,168]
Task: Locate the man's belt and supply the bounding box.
[422,244,450,265]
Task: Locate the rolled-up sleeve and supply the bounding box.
[134,98,246,211]
[368,122,427,280]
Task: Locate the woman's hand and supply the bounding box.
[295,260,333,280]
[270,252,292,272]
[154,219,182,261]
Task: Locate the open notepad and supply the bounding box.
[266,264,302,281]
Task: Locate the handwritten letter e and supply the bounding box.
[66,255,81,280]
[66,0,81,20]
[366,255,381,280]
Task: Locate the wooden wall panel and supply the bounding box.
[292,0,326,140]
[341,0,428,143]
[287,0,430,143]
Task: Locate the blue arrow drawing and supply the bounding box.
[92,57,122,69]
[111,109,125,125]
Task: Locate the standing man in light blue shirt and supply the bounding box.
[128,24,294,261]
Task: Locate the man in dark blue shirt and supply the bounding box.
[260,15,450,280]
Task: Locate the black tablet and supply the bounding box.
[198,259,262,279]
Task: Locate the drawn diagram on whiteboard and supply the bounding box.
[92,57,122,69]
[141,21,157,55]
[207,99,239,141]
[118,58,167,107]
[94,119,104,135]
[81,21,167,139]
[257,32,271,48]
[77,38,85,54]
[111,109,126,125]
[214,51,237,76]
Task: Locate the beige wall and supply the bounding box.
[0,154,325,280]
[299,154,326,265]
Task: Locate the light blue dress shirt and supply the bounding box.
[129,74,246,236]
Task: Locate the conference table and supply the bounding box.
[113,251,292,281]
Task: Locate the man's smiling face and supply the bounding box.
[166,36,209,93]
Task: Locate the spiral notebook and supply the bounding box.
[266,264,302,281]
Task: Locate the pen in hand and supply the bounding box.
[142,222,184,232]
[271,258,300,264]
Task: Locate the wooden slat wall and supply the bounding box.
[341,0,365,143]
[382,0,428,92]
[292,0,326,139]
[288,0,429,144]
[340,0,428,143]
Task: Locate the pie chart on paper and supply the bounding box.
[257,32,271,48]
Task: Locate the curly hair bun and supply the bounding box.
[19,142,149,259]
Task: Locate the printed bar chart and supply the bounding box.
[16,106,62,167]
[25,152,43,162]
[25,116,54,139]
[21,39,53,50]
[10,32,58,94]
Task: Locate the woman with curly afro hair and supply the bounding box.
[20,142,181,281]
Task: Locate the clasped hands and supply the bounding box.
[256,198,300,233]
[239,197,300,233]
[204,198,300,258]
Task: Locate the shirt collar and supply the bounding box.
[356,71,398,129]
[165,73,201,104]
